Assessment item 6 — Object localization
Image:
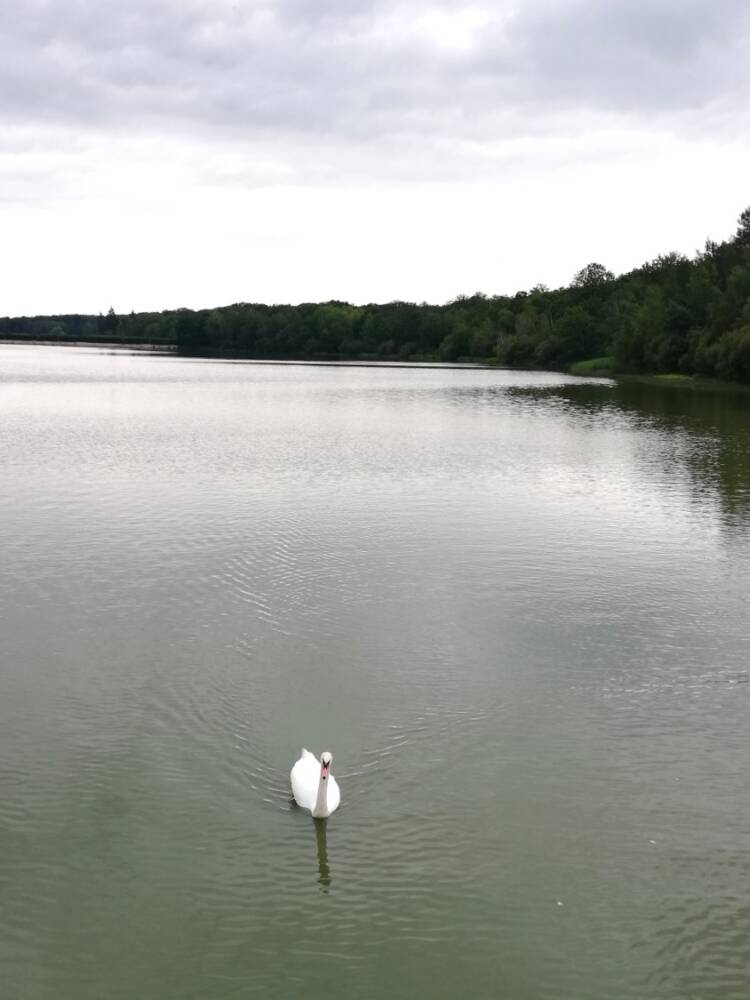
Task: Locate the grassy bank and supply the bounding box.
[568,357,750,392]
[568,356,616,377]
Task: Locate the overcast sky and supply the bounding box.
[2,0,749,315]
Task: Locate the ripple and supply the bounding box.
[3,347,750,1000]
[639,856,750,999]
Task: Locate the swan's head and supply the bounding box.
[320,751,333,780]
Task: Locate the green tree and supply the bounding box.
[571,263,615,288]
[554,306,597,362]
[102,306,118,334]
[736,205,750,246]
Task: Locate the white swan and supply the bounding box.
[290,749,341,818]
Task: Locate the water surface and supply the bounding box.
[1,345,749,1000]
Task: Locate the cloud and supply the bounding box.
[494,0,750,115]
[1,0,747,150]
[1,0,749,314]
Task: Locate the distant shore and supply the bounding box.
[0,338,175,352]
[5,338,750,392]
[3,208,749,384]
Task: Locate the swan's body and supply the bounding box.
[291,749,341,818]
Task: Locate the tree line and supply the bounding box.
[2,205,749,382]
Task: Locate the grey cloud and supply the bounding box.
[489,0,750,114]
[1,0,748,160]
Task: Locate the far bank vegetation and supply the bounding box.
[3,206,750,383]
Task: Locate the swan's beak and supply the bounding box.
[321,763,329,780]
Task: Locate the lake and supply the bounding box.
[1,344,749,1000]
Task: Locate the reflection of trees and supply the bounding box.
[529,379,750,540]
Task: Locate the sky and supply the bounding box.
[1,0,749,316]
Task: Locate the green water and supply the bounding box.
[1,346,749,1000]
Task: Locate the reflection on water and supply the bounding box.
[509,377,750,548]
[315,819,331,892]
[1,346,749,1000]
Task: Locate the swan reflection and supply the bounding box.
[314,818,331,891]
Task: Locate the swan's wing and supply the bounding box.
[290,753,318,810]
[327,774,341,814]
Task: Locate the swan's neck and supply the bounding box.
[312,773,329,818]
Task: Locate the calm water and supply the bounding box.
[1,345,750,1000]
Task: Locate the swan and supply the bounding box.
[290,749,341,818]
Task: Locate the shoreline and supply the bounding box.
[0,338,175,352]
[3,339,749,391]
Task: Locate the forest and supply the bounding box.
[2,206,750,382]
